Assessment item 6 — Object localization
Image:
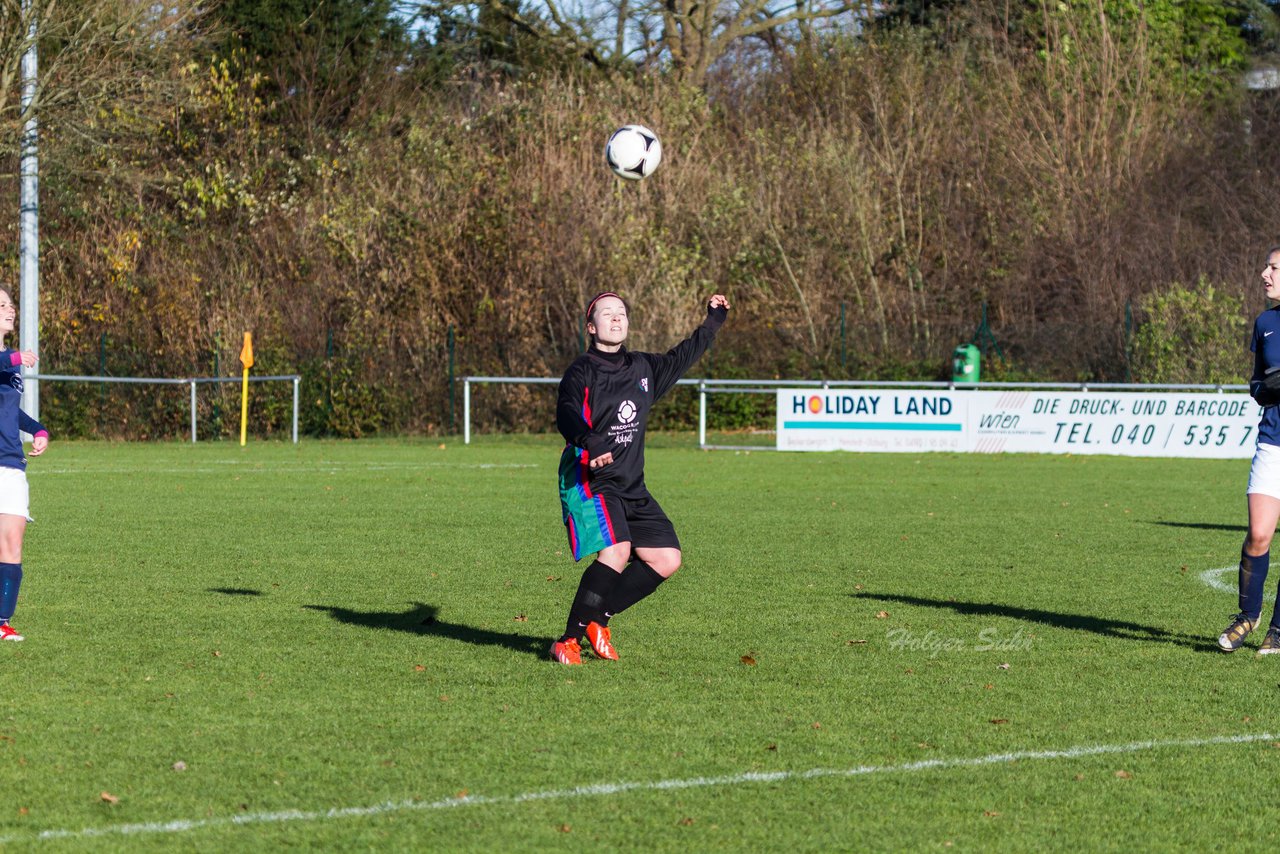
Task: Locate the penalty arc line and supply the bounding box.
[6,731,1278,845]
[1199,565,1278,604]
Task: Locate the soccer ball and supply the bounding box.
[604,125,662,181]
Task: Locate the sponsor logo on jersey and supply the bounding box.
[639,377,649,393]
[617,400,637,423]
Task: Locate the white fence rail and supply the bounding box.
[462,376,1252,451]
[33,373,301,443]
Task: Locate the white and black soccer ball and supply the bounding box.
[604,125,662,181]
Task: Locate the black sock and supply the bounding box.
[561,560,621,641]
[603,560,666,620]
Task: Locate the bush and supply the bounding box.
[1129,279,1248,384]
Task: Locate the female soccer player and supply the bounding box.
[551,291,729,664]
[0,288,46,643]
[1220,247,1280,653]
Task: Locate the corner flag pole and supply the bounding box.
[239,332,253,446]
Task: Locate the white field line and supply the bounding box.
[1198,565,1278,605]
[31,463,539,475]
[1201,566,1236,594]
[4,732,1275,845]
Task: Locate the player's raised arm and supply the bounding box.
[648,294,731,400]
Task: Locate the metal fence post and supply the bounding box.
[698,381,707,448]
[190,380,197,443]
[292,376,300,444]
[464,378,471,445]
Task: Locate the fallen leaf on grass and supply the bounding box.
[545,576,561,582]
[414,665,426,672]
[740,655,757,666]
[212,650,222,658]
[990,719,1009,725]
[847,639,867,646]
[1115,770,1132,779]
[558,824,571,833]
[811,722,821,729]
[998,663,1011,670]
[875,611,889,619]
[678,817,695,826]
[984,684,995,690]
[983,810,1001,818]
[172,761,187,772]
[513,614,528,622]
[854,584,864,590]
[18,807,28,816]
[100,792,119,805]
[456,789,468,799]
[766,744,778,751]
[439,695,450,702]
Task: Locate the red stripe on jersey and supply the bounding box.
[578,448,593,498]
[582,387,593,427]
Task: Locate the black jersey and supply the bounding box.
[556,305,726,499]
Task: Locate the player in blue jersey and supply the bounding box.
[0,288,46,643]
[1220,248,1280,653]
[550,291,729,665]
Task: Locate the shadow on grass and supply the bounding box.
[852,592,1220,653]
[207,587,263,596]
[1149,521,1243,533]
[304,603,547,658]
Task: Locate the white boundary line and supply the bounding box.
[1201,566,1236,595]
[31,463,539,475]
[4,731,1275,845]
[1198,565,1278,604]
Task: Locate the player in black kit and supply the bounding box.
[551,291,729,664]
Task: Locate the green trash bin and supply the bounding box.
[952,344,980,383]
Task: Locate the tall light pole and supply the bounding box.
[18,0,38,419]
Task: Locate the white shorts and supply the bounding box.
[0,467,31,521]
[1248,442,1280,500]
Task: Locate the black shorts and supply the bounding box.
[600,493,681,552]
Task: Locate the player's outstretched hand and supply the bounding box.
[18,350,36,368]
[707,294,730,311]
[589,451,614,469]
[29,435,47,456]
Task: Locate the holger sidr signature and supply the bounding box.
[884,626,1032,658]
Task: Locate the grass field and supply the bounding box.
[2,435,1279,850]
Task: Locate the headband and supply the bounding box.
[583,291,622,322]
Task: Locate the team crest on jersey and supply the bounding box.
[6,372,21,393]
[639,377,649,393]
[616,400,637,423]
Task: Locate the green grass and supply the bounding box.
[2,437,1279,850]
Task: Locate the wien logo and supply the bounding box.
[617,400,637,423]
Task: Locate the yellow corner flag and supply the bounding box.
[239,332,253,446]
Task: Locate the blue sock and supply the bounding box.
[1240,548,1269,622]
[0,562,20,622]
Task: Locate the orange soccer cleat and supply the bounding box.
[584,622,618,661]
[549,637,583,665]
